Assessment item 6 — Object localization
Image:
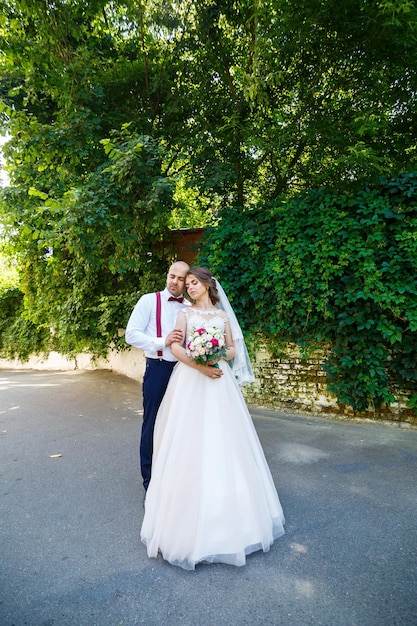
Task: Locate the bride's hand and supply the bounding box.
[200,365,223,379]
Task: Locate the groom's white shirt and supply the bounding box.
[125,288,190,361]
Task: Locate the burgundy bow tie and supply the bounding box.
[168,296,184,303]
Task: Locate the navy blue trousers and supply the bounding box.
[141,358,176,490]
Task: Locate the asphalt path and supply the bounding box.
[0,369,416,626]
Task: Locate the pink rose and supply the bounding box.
[196,328,205,335]
[211,338,219,347]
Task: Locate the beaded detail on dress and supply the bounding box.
[183,307,228,318]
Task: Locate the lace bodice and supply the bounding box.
[183,308,228,343]
[179,305,254,386]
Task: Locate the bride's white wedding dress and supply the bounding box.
[140,308,285,570]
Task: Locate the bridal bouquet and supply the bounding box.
[186,325,227,366]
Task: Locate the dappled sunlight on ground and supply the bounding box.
[290,542,308,554]
[0,373,62,388]
[277,443,328,464]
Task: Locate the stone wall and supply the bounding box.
[1,341,415,425]
[245,344,336,414]
[0,347,145,382]
[242,343,416,425]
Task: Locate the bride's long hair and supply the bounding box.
[186,267,220,306]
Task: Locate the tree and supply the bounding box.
[0,0,178,354]
[150,0,417,200]
[234,0,417,195]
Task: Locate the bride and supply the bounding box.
[140,267,285,570]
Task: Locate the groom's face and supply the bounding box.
[166,262,189,297]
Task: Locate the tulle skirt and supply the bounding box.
[140,360,285,570]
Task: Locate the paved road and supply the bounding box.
[0,369,416,626]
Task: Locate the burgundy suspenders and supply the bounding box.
[156,291,163,359]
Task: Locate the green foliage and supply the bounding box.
[0,286,49,359]
[0,251,18,288]
[202,173,417,412]
[243,0,417,195]
[3,0,416,208]
[0,127,174,358]
[169,180,214,229]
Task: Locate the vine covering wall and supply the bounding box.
[202,173,417,417]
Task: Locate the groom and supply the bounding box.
[126,260,190,491]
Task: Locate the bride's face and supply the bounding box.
[185,274,207,301]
